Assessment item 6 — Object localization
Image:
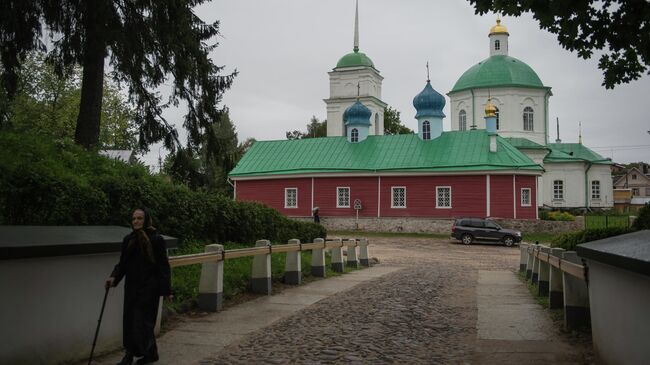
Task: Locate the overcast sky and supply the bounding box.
[144,0,650,167]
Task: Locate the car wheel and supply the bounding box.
[461,234,473,245]
[503,236,515,247]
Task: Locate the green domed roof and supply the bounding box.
[450,55,548,93]
[336,50,375,69]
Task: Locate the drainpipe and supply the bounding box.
[544,89,551,144]
[584,162,593,211]
[470,89,476,129]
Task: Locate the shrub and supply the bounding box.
[539,210,575,221]
[633,203,650,230]
[551,227,634,251]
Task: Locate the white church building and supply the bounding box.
[324,9,613,210]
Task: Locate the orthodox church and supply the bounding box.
[229,5,613,220]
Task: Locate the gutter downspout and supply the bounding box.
[544,89,551,144]
[471,89,476,129]
[585,161,593,211]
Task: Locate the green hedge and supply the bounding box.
[551,227,635,251]
[633,203,650,230]
[0,131,325,245]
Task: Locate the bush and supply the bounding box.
[551,227,634,251]
[0,131,326,245]
[539,210,575,221]
[633,203,650,230]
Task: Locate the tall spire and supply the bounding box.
[353,0,359,52]
[555,117,561,143]
[579,121,582,144]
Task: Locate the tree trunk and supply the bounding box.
[74,3,107,149]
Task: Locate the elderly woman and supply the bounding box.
[105,208,172,365]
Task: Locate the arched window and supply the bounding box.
[422,121,431,140]
[495,106,500,130]
[375,114,379,134]
[351,128,359,142]
[494,39,500,50]
[523,107,534,131]
[458,110,467,131]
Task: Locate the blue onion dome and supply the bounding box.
[413,81,446,118]
[344,100,372,126]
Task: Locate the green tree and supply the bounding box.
[286,116,327,140]
[467,0,650,88]
[384,106,413,135]
[2,52,137,149]
[0,0,235,151]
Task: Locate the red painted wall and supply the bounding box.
[236,178,312,217]
[235,174,537,219]
[490,175,514,218]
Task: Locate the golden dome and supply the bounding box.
[485,99,497,117]
[489,18,509,35]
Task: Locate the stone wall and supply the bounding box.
[294,216,584,235]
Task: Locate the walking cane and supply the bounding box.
[88,287,110,365]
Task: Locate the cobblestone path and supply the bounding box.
[197,237,587,364]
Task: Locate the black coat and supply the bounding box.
[110,229,171,357]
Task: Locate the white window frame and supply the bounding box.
[494,39,500,50]
[521,188,531,207]
[459,110,467,131]
[336,187,351,208]
[436,186,452,209]
[591,180,601,200]
[632,188,640,196]
[495,106,500,130]
[391,186,407,208]
[523,106,534,131]
[284,188,298,208]
[553,180,564,200]
[422,120,431,140]
[351,128,359,143]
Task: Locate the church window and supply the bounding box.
[391,187,406,208]
[494,39,500,50]
[422,121,431,140]
[285,188,298,208]
[553,180,564,200]
[337,187,350,208]
[523,107,534,131]
[521,188,531,206]
[436,186,452,208]
[591,181,601,199]
[495,106,500,130]
[351,128,359,143]
[459,110,467,131]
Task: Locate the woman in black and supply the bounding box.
[105,208,172,365]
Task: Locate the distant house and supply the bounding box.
[99,150,136,164]
[613,167,650,212]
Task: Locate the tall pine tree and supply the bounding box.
[0,0,236,153]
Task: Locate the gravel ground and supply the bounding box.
[196,237,590,365]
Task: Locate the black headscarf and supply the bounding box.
[128,207,156,263]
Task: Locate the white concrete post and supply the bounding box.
[359,238,370,267]
[519,243,529,273]
[311,238,326,277]
[526,245,534,280]
[330,238,344,273]
[251,240,272,294]
[537,246,551,297]
[198,244,224,311]
[531,244,540,284]
[346,239,359,268]
[562,251,590,330]
[549,247,565,309]
[284,239,301,285]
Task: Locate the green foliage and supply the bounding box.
[468,0,650,88]
[551,227,634,251]
[633,203,650,230]
[585,214,630,229]
[539,210,575,221]
[384,106,413,135]
[286,116,327,140]
[0,130,326,245]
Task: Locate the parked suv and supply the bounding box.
[451,218,522,246]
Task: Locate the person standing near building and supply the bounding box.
[313,207,320,224]
[105,208,172,365]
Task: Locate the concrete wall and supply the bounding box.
[586,260,650,365]
[1,253,126,364]
[294,216,583,234]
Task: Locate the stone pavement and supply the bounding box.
[88,237,592,365]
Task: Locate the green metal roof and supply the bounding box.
[503,137,548,150]
[336,50,375,69]
[229,131,543,178]
[450,55,549,93]
[545,143,611,164]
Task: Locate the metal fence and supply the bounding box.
[584,215,630,229]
